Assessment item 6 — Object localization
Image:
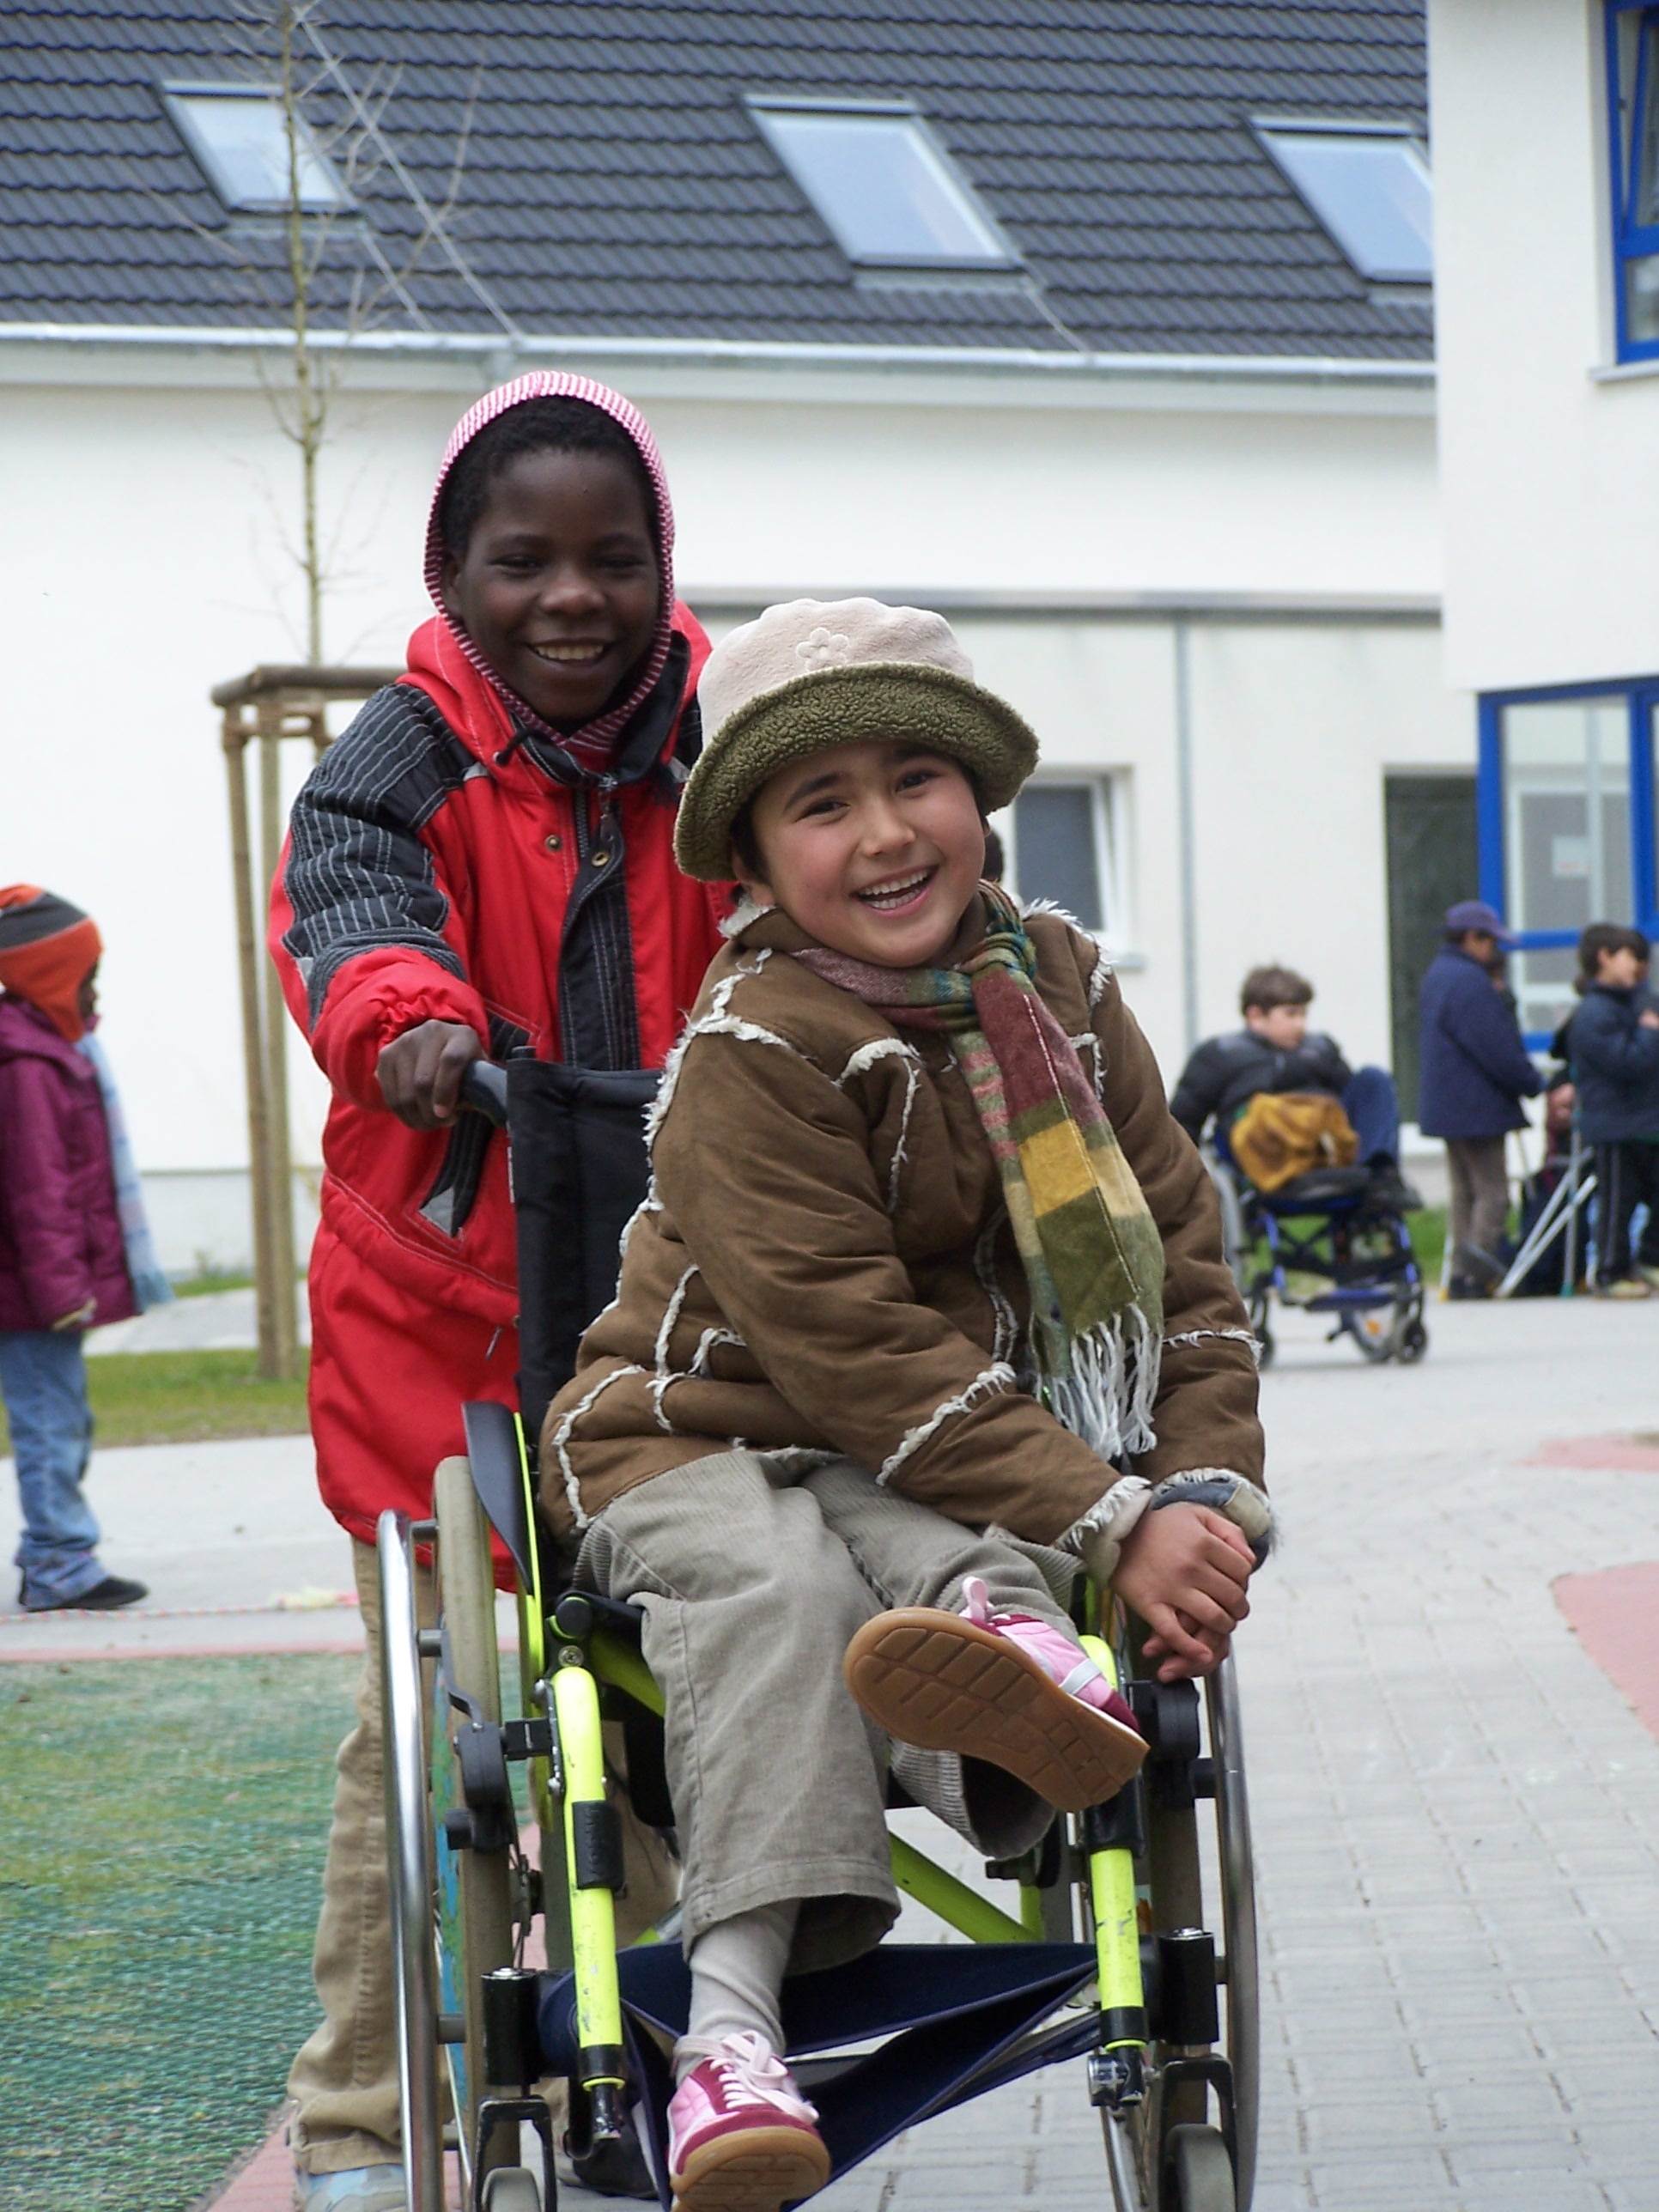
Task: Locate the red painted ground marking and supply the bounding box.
[1555,1561,1659,1738]
[207,2127,293,2209]
[210,2129,465,2208]
[1528,1435,1659,1472]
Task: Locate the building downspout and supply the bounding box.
[1174,616,1200,1054]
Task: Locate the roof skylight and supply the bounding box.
[750,101,1016,269]
[164,84,346,215]
[1259,126,1433,284]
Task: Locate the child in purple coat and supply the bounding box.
[0,886,167,1610]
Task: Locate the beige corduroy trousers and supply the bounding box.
[574,1448,1074,1978]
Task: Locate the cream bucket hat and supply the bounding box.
[674,597,1039,881]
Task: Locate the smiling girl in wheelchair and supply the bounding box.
[540,598,1270,2212]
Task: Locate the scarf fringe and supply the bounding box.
[1038,1305,1159,1460]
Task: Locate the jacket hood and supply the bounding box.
[422,371,677,765]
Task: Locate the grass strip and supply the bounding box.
[0,1349,310,1454]
[0,1652,356,2212]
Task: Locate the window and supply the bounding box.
[749,101,1016,268]
[1258,126,1433,284]
[1008,780,1118,937]
[1478,681,1659,1043]
[163,83,346,214]
[1606,4,1659,358]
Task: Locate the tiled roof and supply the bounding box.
[0,0,1432,361]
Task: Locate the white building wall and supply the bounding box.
[1430,0,1659,692]
[0,342,1444,1265]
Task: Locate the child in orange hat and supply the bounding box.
[0,886,167,1609]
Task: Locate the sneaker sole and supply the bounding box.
[671,2128,830,2212]
[843,1609,1146,1813]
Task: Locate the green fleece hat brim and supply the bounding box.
[673,662,1040,881]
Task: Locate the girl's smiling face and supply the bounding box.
[440,447,660,730]
[738,740,987,968]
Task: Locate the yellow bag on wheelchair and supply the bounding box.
[1229,1090,1358,1193]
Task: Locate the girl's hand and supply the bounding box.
[1112,1504,1254,1682]
[376,1019,484,1129]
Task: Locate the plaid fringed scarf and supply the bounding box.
[793,887,1164,1457]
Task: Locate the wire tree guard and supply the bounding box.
[214,665,402,1379]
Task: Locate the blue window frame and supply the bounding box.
[1606,3,1659,361]
[1478,677,1659,1044]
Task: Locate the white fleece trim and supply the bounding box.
[1056,1474,1153,1556]
[1070,1032,1104,1099]
[549,1364,647,1531]
[1163,1325,1263,1366]
[650,1265,700,1431]
[836,1036,924,1212]
[1086,941,1114,1008]
[972,1216,1019,1366]
[877,1361,1017,1487]
[647,952,777,1144]
[837,1035,921,1085]
[719,890,769,939]
[690,1325,745,1376]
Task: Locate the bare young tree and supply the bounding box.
[171,0,515,658]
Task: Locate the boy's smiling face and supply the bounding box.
[440,447,659,729]
[737,740,987,968]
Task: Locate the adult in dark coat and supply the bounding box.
[1418,901,1542,1294]
[1560,923,1659,1295]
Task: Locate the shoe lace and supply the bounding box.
[708,2033,818,2123]
[960,1574,997,1627]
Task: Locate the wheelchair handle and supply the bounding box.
[459,1059,508,1127]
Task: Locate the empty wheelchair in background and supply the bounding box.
[379,1055,1263,2212]
[1209,1129,1427,1369]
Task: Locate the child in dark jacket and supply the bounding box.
[1169,964,1413,1209]
[0,887,167,1610]
[1562,923,1659,1297]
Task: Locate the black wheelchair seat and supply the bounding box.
[1256,1164,1375,1210]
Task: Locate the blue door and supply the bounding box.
[1479,680,1659,1046]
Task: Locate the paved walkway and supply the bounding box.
[12,1292,1659,2208]
[84,1284,309,1356]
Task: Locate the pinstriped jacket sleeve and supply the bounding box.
[270,688,491,1109]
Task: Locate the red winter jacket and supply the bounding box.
[0,997,136,1334]
[270,609,726,1540]
[271,369,728,1547]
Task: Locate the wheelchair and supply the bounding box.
[377,1059,1261,2212]
[1209,1131,1427,1370]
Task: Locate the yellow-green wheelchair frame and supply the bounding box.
[380,1419,1258,2212]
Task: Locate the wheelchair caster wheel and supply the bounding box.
[1164,2124,1236,2212]
[1395,1317,1428,1364]
[482,2171,542,2209]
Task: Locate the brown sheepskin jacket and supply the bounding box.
[539,902,1263,1544]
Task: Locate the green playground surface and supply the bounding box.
[0,1652,356,2211]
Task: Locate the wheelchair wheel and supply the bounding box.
[379,1510,446,2212]
[1165,2124,1237,2212]
[431,1455,520,2188]
[1098,1655,1257,2212]
[480,2172,541,2211]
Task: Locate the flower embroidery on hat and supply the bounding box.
[794,626,854,672]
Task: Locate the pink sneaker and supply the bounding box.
[666,2031,831,2212]
[843,1577,1146,1814]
